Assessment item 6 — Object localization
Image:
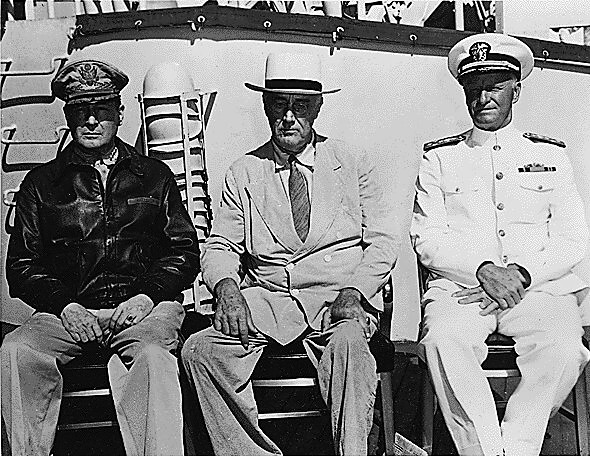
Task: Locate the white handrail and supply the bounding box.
[1,125,69,145]
[0,56,67,77]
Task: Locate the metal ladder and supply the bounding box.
[138,89,217,313]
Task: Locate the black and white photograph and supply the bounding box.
[1,1,589,455]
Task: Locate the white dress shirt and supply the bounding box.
[272,136,315,202]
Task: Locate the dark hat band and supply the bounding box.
[265,79,323,92]
[458,53,521,79]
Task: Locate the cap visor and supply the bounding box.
[459,66,519,82]
[65,93,120,105]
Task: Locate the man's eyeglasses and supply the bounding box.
[267,96,315,117]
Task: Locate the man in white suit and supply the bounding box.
[411,33,590,456]
[182,52,398,455]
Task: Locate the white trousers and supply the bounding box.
[1,301,185,456]
[420,286,589,456]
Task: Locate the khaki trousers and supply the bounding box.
[181,318,378,456]
[420,289,590,456]
[1,301,185,456]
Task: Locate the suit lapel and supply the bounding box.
[245,142,302,253]
[297,138,342,256]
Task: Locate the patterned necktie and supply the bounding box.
[288,154,311,242]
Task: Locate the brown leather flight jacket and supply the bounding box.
[6,138,200,315]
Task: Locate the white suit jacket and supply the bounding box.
[202,135,399,344]
[411,124,588,302]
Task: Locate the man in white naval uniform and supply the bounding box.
[411,33,590,456]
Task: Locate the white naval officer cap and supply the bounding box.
[448,33,534,83]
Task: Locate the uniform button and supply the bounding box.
[291,289,300,296]
[286,263,294,271]
[324,254,332,262]
[497,203,504,210]
[498,230,505,237]
[496,172,504,180]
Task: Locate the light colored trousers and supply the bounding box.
[181,318,378,456]
[1,301,185,456]
[420,288,590,456]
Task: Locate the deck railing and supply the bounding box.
[2,0,501,32]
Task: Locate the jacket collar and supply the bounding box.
[54,137,144,181]
[467,122,517,148]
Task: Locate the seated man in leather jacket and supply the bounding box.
[1,60,200,456]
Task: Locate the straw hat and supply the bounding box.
[245,52,340,95]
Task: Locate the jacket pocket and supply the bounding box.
[441,177,483,218]
[519,178,555,193]
[441,176,482,194]
[127,196,159,206]
[517,177,555,222]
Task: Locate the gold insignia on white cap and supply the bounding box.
[448,33,534,82]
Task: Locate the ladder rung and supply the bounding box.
[252,378,317,387]
[57,421,118,431]
[258,410,326,420]
[63,388,111,397]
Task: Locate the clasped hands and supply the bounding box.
[213,278,371,350]
[60,294,154,344]
[453,263,527,315]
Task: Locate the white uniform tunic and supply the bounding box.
[412,123,588,296]
[411,123,590,456]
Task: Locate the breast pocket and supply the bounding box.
[121,196,162,232]
[517,176,555,222]
[127,196,160,206]
[441,177,483,218]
